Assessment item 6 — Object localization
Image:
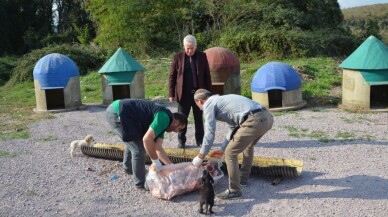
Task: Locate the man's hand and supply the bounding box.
[192,155,203,167]
[151,159,163,171]
[209,148,224,159]
[147,169,160,183]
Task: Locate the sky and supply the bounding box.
[338,0,388,9]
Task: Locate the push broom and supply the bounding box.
[81,143,303,184]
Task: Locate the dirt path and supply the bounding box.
[0,105,387,217]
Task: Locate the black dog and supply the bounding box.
[199,169,215,215]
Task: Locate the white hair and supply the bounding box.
[183,35,197,46]
[194,89,212,101]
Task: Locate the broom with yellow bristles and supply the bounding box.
[81,143,303,180]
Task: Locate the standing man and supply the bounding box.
[191,89,274,199]
[169,34,212,148]
[106,99,187,189]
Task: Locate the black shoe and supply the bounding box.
[240,178,248,187]
[124,169,133,175]
[216,189,242,200]
[136,184,149,191]
[196,143,202,147]
[177,143,186,149]
[136,186,148,191]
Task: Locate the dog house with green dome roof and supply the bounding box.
[98,48,145,105]
[339,35,388,111]
[251,62,306,111]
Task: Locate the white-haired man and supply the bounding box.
[168,35,212,148]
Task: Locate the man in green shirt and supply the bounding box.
[106,99,187,189]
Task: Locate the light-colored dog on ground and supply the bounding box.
[68,135,95,157]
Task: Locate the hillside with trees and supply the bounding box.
[342,3,388,43]
[1,0,354,59]
[1,0,388,86]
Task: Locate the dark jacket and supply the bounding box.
[169,50,212,102]
[119,99,172,141]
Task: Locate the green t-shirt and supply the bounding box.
[150,111,170,139]
[112,100,120,115]
[112,100,170,139]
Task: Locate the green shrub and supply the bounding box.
[216,27,356,60]
[6,43,106,87]
[0,56,18,86]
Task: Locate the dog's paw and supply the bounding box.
[85,167,94,171]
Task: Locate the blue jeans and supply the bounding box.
[106,105,146,188]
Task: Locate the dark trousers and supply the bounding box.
[106,105,146,188]
[177,91,204,147]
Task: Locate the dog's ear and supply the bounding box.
[85,135,93,143]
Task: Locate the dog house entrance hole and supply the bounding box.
[212,83,224,95]
[46,88,65,110]
[370,85,388,108]
[268,89,282,108]
[112,85,131,100]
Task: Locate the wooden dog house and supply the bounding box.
[339,36,388,112]
[33,53,84,113]
[204,47,240,95]
[98,48,145,105]
[251,62,306,111]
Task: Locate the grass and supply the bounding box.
[0,56,342,141]
[284,126,333,143]
[0,82,54,141]
[240,57,342,103]
[80,71,103,104]
[284,125,376,142]
[0,150,18,158]
[341,116,371,124]
[142,58,172,99]
[35,136,57,142]
[335,131,356,139]
[272,111,298,117]
[284,126,299,133]
[26,190,38,196]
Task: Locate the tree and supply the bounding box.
[362,16,380,39]
[0,0,53,55]
[85,0,204,56]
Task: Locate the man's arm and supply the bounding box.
[154,137,172,165]
[192,101,217,166]
[143,127,158,160]
[144,111,172,168]
[168,53,178,100]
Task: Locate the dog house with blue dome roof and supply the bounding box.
[251,62,306,111]
[33,53,84,113]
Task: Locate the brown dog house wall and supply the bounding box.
[204,47,241,95]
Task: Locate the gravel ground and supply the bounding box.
[1,103,387,217]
